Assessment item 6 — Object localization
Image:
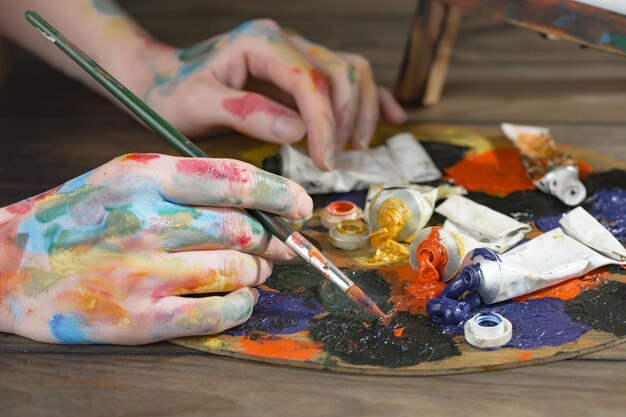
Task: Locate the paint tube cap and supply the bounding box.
[329,220,370,250]
[320,201,362,229]
[464,312,512,349]
[550,167,587,206]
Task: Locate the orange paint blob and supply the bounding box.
[387,264,446,315]
[445,148,535,195]
[393,327,405,337]
[415,228,448,282]
[446,147,592,196]
[516,269,609,301]
[240,335,322,361]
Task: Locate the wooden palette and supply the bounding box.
[171,124,626,375]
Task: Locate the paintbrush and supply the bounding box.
[25,10,386,320]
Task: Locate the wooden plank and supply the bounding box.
[422,6,463,106]
[436,0,626,56]
[0,353,624,417]
[394,1,451,104]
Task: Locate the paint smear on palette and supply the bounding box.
[516,269,609,302]
[225,288,323,336]
[309,311,460,367]
[445,148,591,196]
[386,264,445,315]
[466,190,567,222]
[566,281,626,337]
[534,213,564,232]
[222,93,286,120]
[240,335,322,361]
[317,269,393,321]
[586,189,626,243]
[440,298,590,349]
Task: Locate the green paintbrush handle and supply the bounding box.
[25,10,204,158]
[25,10,292,241]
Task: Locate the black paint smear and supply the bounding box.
[583,169,626,196]
[309,311,460,368]
[317,269,394,321]
[420,141,469,171]
[265,264,321,295]
[566,281,626,337]
[609,265,626,276]
[465,190,568,222]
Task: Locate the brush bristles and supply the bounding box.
[345,285,387,319]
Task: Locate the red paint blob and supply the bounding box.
[222,93,287,121]
[415,227,448,283]
[310,69,329,97]
[120,153,161,164]
[176,160,250,183]
[239,234,253,248]
[6,200,34,215]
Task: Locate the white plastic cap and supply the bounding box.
[550,167,587,206]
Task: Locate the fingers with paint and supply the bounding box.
[0,154,313,344]
[131,19,407,170]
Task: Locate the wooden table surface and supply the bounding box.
[1,1,625,416]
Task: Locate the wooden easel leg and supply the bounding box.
[394,0,462,107]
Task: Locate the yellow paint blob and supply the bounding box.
[367,198,411,264]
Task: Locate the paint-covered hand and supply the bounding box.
[0,154,312,345]
[125,20,407,170]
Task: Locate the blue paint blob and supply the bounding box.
[534,213,564,232]
[587,189,626,243]
[470,248,501,262]
[437,298,591,349]
[224,288,323,336]
[49,314,93,344]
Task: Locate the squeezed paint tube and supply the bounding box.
[363,185,438,264]
[365,186,438,242]
[436,195,531,254]
[428,207,626,324]
[262,133,441,194]
[409,196,530,282]
[409,226,481,283]
[502,123,586,206]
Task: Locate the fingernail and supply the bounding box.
[324,149,335,170]
[297,191,313,218]
[249,287,259,304]
[356,126,373,149]
[273,115,306,143]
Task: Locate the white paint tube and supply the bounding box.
[276,133,441,194]
[435,195,531,254]
[451,208,626,305]
[502,123,587,206]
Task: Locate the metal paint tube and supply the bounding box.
[265,133,441,194]
[409,226,481,282]
[502,123,586,206]
[436,195,531,253]
[428,209,626,324]
[366,187,437,242]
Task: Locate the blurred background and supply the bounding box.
[0,0,624,204]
